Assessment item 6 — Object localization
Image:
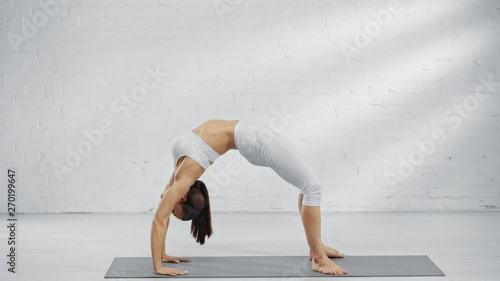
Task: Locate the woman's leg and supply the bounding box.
[298,194,345,260]
[297,193,346,274]
[260,132,347,275]
[301,206,347,275]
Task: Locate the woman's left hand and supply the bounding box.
[162,254,191,263]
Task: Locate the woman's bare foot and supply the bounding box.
[311,256,347,275]
[323,245,345,258]
[309,244,344,260]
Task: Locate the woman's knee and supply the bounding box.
[301,181,322,206]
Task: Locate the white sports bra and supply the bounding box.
[171,131,220,169]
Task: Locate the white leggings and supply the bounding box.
[234,120,322,206]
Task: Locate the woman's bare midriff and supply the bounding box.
[191,119,239,155]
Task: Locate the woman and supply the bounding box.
[150,119,347,276]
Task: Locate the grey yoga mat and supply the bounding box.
[104,255,445,278]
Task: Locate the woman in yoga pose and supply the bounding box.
[150,119,347,276]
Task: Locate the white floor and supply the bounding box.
[0,212,499,281]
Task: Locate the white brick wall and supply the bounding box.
[0,0,499,213]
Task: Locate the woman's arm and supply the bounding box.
[151,177,191,274]
[160,172,175,199]
[151,156,205,275]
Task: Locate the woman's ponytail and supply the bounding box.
[184,180,213,245]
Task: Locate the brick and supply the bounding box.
[114,17,150,28]
[2,73,38,84]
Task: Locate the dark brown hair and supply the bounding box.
[181,180,213,245]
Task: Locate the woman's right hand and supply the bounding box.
[154,266,188,276]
